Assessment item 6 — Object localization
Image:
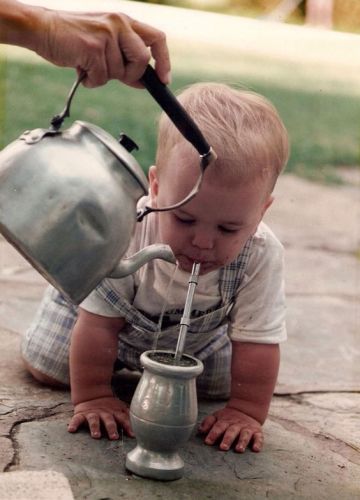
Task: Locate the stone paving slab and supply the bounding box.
[277,295,360,393]
[0,239,47,336]
[270,393,360,455]
[0,470,74,500]
[284,247,360,297]
[265,175,360,253]
[10,398,360,500]
[264,174,360,394]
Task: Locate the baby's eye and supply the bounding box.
[174,214,195,225]
[218,226,239,234]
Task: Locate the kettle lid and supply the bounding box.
[75,120,148,192]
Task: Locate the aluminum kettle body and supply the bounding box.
[0,120,174,304]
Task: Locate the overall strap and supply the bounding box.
[219,236,253,305]
[96,283,159,332]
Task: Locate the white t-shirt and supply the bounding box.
[81,207,286,345]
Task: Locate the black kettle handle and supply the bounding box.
[51,66,213,169]
[140,65,213,168]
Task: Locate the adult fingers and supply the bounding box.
[77,16,169,88]
[78,51,110,88]
[131,19,171,84]
[117,29,150,86]
[77,21,126,87]
[97,12,150,85]
[151,35,171,85]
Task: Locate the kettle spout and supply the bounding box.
[109,244,176,278]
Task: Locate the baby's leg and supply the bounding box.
[21,286,78,387]
[22,359,68,388]
[196,336,232,400]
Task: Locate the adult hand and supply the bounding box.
[68,396,135,440]
[37,10,170,88]
[1,1,170,88]
[198,406,264,453]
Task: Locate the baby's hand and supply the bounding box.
[68,396,134,440]
[198,406,263,453]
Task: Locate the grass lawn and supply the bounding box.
[1,53,359,184]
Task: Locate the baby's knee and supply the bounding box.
[22,357,69,389]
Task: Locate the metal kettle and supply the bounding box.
[0,66,215,304]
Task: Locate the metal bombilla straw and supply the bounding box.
[174,263,201,363]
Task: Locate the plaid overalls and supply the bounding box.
[22,238,253,399]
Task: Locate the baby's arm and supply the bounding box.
[67,308,134,440]
[199,340,279,452]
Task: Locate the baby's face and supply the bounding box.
[149,145,273,274]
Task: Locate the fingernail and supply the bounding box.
[164,71,171,85]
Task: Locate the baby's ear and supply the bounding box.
[148,165,159,205]
[261,195,274,218]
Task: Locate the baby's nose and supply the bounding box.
[191,229,214,250]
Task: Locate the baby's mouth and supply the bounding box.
[177,254,215,273]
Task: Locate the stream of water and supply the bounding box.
[151,262,179,351]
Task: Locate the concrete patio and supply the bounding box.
[0,172,359,499]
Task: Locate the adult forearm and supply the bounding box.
[229,341,280,424]
[0,0,45,50]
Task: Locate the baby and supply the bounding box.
[22,81,289,453]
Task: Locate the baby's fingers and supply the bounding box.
[114,411,134,438]
[85,412,102,439]
[203,420,229,446]
[68,413,86,434]
[249,431,264,453]
[198,414,216,435]
[68,412,102,439]
[235,429,264,453]
[219,424,243,451]
[100,412,120,440]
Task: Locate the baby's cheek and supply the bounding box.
[222,238,248,263]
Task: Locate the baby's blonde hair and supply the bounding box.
[155,82,289,192]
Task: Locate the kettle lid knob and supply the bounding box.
[118,133,139,153]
